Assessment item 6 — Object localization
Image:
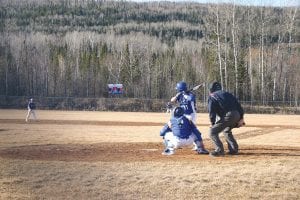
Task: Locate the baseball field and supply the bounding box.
[0,109,300,199]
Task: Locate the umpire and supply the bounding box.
[208,82,244,157]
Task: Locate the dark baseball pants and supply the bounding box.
[209,110,240,153]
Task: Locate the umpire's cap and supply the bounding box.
[173,107,184,118]
[209,82,222,93]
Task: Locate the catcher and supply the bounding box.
[160,106,209,156]
[208,82,245,157]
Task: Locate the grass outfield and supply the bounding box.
[0,109,300,199]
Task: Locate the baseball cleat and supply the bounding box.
[210,151,225,157]
[197,148,209,154]
[162,149,174,156]
[227,150,238,155]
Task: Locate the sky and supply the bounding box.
[127,0,300,7]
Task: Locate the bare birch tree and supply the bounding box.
[259,6,265,104]
[286,7,298,105]
[231,2,238,96]
[216,4,224,88]
[223,15,229,90]
[247,5,254,104]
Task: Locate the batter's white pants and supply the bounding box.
[184,113,196,124]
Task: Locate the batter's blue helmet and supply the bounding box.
[176,81,187,92]
[209,82,222,93]
[173,107,184,117]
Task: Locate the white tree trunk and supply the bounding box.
[231,2,238,96]
[296,82,299,107]
[224,19,228,90]
[216,4,223,87]
[247,7,253,104]
[288,7,297,106]
[283,77,286,103]
[260,7,265,104]
[273,35,281,101]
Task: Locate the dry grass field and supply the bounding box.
[0,109,300,200]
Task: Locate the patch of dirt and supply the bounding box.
[1,119,300,129]
[1,118,299,162]
[0,119,164,126]
[1,142,300,162]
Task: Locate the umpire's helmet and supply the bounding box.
[176,81,187,92]
[209,82,222,93]
[173,107,184,118]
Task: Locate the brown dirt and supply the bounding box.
[1,111,300,200]
[1,142,300,162]
[1,119,299,163]
[1,118,299,128]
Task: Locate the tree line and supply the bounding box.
[0,0,299,106]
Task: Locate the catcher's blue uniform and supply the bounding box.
[160,115,202,141]
[160,107,209,155]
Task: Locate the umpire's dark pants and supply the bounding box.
[209,110,240,153]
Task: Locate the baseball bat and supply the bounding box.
[187,83,204,92]
[171,83,204,102]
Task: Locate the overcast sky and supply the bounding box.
[127,0,300,7]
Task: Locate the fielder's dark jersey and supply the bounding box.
[28,102,36,110]
[175,92,196,115]
[160,116,202,141]
[208,90,244,125]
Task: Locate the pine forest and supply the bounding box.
[0,0,299,107]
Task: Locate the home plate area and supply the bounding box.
[1,141,300,163]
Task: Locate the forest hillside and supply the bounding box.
[0,0,299,106]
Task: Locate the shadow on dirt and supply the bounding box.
[238,152,300,157]
[238,146,300,157]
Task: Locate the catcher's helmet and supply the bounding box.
[209,82,222,93]
[176,81,187,92]
[173,106,184,117]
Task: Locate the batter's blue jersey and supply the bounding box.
[175,92,196,115]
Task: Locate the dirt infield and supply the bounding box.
[1,142,300,163]
[0,118,300,162]
[0,109,300,199]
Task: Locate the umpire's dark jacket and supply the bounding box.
[208,90,244,126]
